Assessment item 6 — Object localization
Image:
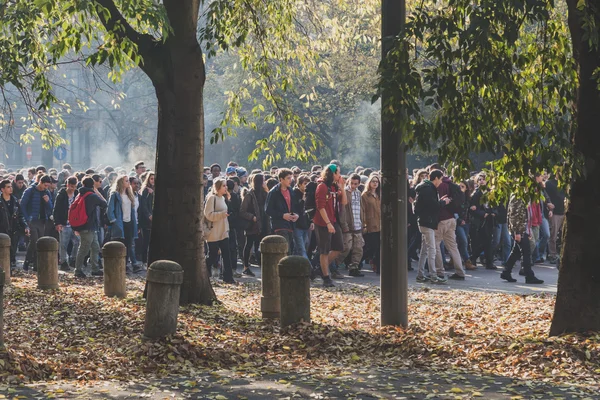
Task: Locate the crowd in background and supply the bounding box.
[0,158,564,287]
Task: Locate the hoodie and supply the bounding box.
[436,176,454,221]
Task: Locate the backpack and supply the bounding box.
[448,181,465,214]
[68,192,93,230]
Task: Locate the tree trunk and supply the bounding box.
[380,0,408,327]
[550,0,600,335]
[145,3,216,305]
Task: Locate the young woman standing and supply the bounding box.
[361,174,381,274]
[204,178,236,284]
[239,173,268,276]
[107,175,138,272]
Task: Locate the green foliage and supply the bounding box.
[376,0,578,202]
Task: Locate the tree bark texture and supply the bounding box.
[550,0,600,335]
[380,0,408,327]
[144,1,216,305]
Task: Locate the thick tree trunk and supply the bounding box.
[550,0,600,335]
[145,1,216,305]
[380,0,408,327]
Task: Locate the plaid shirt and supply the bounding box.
[351,189,362,231]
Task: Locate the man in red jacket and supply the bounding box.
[313,164,347,288]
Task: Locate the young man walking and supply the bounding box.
[313,164,347,287]
[20,174,53,271]
[0,180,28,270]
[265,168,298,254]
[53,176,80,271]
[414,170,451,283]
[337,174,365,277]
[501,194,544,284]
[73,177,108,278]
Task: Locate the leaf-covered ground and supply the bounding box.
[1,272,598,395]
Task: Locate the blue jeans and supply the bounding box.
[293,228,310,259]
[455,223,470,261]
[492,223,512,264]
[59,226,79,265]
[534,217,550,261]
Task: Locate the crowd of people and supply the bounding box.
[202,160,564,287]
[0,158,563,288]
[0,161,153,278]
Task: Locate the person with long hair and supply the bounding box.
[204,178,236,284]
[313,164,347,287]
[361,174,381,274]
[456,180,476,270]
[226,178,243,278]
[139,171,155,267]
[239,173,268,276]
[107,175,138,273]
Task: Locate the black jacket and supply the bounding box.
[469,188,498,228]
[75,187,108,231]
[265,183,295,231]
[226,191,243,230]
[12,182,26,201]
[139,187,154,229]
[53,187,79,226]
[292,188,310,230]
[414,180,445,230]
[545,179,565,215]
[0,195,27,235]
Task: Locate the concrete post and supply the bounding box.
[0,234,10,284]
[278,256,311,328]
[0,272,4,347]
[102,241,127,298]
[259,235,288,319]
[37,237,59,290]
[144,261,183,339]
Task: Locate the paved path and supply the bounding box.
[6,367,595,399]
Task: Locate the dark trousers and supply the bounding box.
[362,232,381,270]
[470,221,494,267]
[207,238,234,282]
[503,233,534,277]
[228,228,239,271]
[25,219,48,267]
[243,234,261,268]
[141,228,151,263]
[274,230,294,255]
[9,232,19,264]
[116,221,135,270]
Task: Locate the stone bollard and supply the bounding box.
[260,235,288,319]
[278,256,311,328]
[102,241,127,298]
[0,234,10,284]
[144,261,183,339]
[37,237,59,290]
[0,271,4,347]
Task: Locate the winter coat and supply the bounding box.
[265,183,295,232]
[20,184,53,223]
[53,187,79,226]
[203,193,229,242]
[469,188,498,229]
[361,191,381,233]
[139,187,154,229]
[291,188,310,230]
[239,189,267,235]
[0,195,27,235]
[545,179,565,215]
[226,191,243,230]
[340,189,362,233]
[107,191,138,240]
[508,195,527,236]
[414,180,443,230]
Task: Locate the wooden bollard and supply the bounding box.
[260,235,288,319]
[144,261,183,339]
[0,234,10,284]
[37,237,59,290]
[103,241,127,298]
[278,256,311,328]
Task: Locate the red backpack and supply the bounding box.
[68,192,93,230]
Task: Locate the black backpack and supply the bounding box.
[304,181,318,220]
[448,181,465,214]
